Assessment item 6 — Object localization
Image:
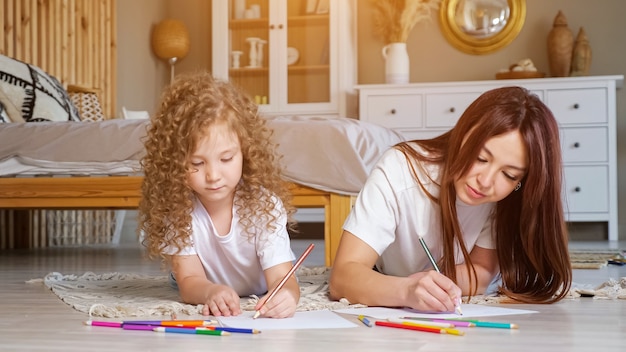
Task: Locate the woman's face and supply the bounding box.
[454,130,528,205]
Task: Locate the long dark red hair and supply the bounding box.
[396,86,571,303]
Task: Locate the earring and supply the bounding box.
[514,182,522,191]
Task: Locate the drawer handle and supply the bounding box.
[390,109,396,114]
[573,103,580,109]
[573,142,580,148]
[449,107,455,113]
[574,187,581,193]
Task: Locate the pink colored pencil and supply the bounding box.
[432,319,475,327]
[84,320,122,328]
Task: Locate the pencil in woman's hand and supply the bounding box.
[253,243,315,319]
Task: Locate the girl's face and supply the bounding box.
[454,130,528,206]
[186,122,243,209]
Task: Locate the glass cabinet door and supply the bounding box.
[226,0,331,110]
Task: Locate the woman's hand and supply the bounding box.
[405,271,462,313]
[200,284,241,317]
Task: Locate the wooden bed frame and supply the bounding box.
[0,177,352,266]
[0,0,352,266]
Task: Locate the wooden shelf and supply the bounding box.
[229,14,328,29]
[229,65,329,76]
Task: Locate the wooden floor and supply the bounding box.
[1,240,624,351]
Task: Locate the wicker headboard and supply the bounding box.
[1,0,117,117]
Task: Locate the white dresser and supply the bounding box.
[356,76,624,241]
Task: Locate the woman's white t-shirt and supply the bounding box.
[343,145,495,277]
[172,195,295,296]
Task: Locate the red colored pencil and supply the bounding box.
[375,320,446,334]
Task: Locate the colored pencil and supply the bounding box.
[153,327,231,336]
[358,315,373,327]
[387,319,465,336]
[399,317,476,327]
[122,320,218,327]
[375,321,446,334]
[253,243,315,319]
[448,319,518,329]
[418,236,463,315]
[84,320,122,328]
[205,327,261,334]
[122,324,157,331]
[388,318,454,328]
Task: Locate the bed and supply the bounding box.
[0,0,404,266]
[0,116,403,266]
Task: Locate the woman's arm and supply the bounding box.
[171,254,241,316]
[455,245,499,295]
[329,231,461,313]
[255,261,300,318]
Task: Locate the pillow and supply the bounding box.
[0,54,81,122]
[68,85,105,122]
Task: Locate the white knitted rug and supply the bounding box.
[27,266,365,318]
[28,267,625,318]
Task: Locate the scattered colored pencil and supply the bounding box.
[84,320,122,328]
[386,319,465,336]
[358,315,373,327]
[253,243,315,319]
[122,324,157,331]
[153,327,230,336]
[122,320,218,327]
[448,319,518,329]
[388,318,454,329]
[399,317,476,327]
[375,320,446,334]
[205,327,261,334]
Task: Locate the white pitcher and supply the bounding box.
[382,43,410,84]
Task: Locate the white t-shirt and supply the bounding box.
[171,194,295,296]
[343,145,495,277]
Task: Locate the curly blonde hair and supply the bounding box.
[138,71,295,261]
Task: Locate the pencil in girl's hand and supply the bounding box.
[418,236,463,315]
[253,243,315,319]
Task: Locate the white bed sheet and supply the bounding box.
[0,116,404,196]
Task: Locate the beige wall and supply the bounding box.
[116,0,626,239]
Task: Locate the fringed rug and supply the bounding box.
[28,266,625,318]
[27,266,366,318]
[569,249,625,269]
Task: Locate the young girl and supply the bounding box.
[329,86,572,313]
[138,72,299,318]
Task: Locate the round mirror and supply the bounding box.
[439,0,526,55]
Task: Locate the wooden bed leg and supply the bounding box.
[13,210,32,249]
[325,194,354,267]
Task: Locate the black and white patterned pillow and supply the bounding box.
[0,54,80,122]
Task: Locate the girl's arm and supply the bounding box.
[329,231,461,313]
[171,254,241,316]
[256,262,300,318]
[454,245,499,295]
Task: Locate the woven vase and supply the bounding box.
[547,11,574,77]
[571,27,592,76]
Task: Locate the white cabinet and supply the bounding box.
[212,0,355,117]
[356,76,624,241]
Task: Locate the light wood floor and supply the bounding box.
[1,240,624,352]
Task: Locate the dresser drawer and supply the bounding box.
[425,92,481,128]
[547,88,607,124]
[560,127,607,163]
[562,166,608,213]
[365,94,422,129]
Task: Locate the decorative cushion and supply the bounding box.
[68,85,105,122]
[0,54,81,122]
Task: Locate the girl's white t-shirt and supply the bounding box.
[172,195,295,296]
[343,145,495,277]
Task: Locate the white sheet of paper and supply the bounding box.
[334,305,537,320]
[217,310,358,330]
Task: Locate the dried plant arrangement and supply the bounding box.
[372,0,441,43]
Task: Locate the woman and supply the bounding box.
[329,86,572,313]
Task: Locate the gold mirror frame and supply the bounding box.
[439,0,526,55]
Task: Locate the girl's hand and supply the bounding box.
[255,287,298,318]
[405,271,462,313]
[201,284,242,317]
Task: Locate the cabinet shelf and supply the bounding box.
[229,14,328,29]
[229,65,329,76]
